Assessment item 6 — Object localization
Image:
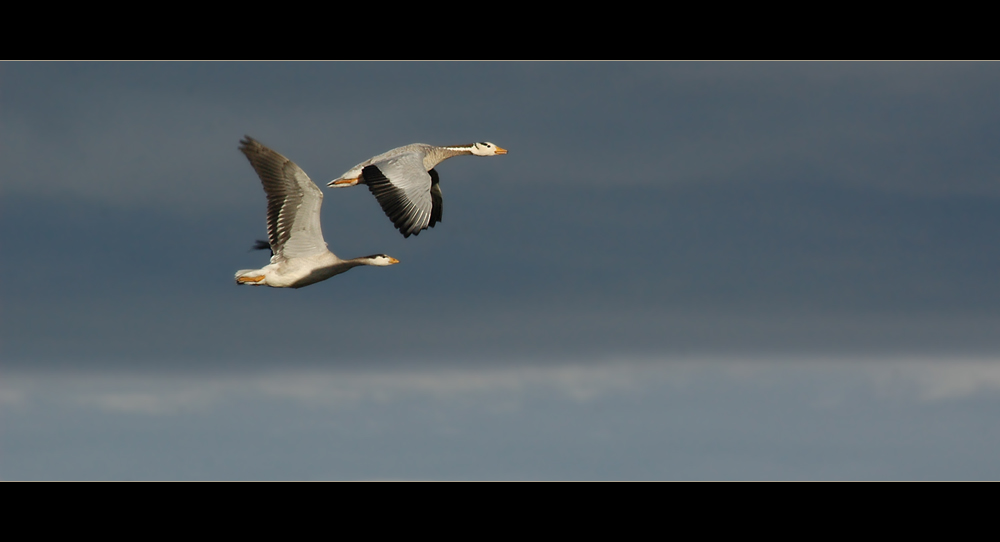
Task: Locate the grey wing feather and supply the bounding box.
[238,136,328,259]
[362,152,434,238]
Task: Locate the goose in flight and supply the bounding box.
[327,142,507,238]
[235,136,399,288]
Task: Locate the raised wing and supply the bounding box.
[239,136,328,259]
[362,151,435,238]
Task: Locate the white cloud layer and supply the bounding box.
[6,356,1000,416]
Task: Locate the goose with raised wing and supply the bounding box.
[328,142,507,238]
[234,136,399,288]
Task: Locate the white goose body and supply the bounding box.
[237,251,374,289]
[234,136,398,288]
[328,142,507,238]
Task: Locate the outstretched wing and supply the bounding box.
[239,136,328,259]
[362,151,434,238]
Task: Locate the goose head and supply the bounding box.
[469,141,508,156]
[361,254,400,266]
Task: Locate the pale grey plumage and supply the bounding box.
[235,136,398,288]
[245,137,327,260]
[328,142,507,238]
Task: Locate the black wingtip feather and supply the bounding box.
[428,168,442,228]
[251,239,273,256]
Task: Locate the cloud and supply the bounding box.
[865,357,1000,400]
[7,356,1000,418]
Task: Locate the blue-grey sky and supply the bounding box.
[2,62,1000,480]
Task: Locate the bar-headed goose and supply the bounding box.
[327,142,507,238]
[234,136,399,288]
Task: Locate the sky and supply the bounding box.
[2,61,1000,480]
